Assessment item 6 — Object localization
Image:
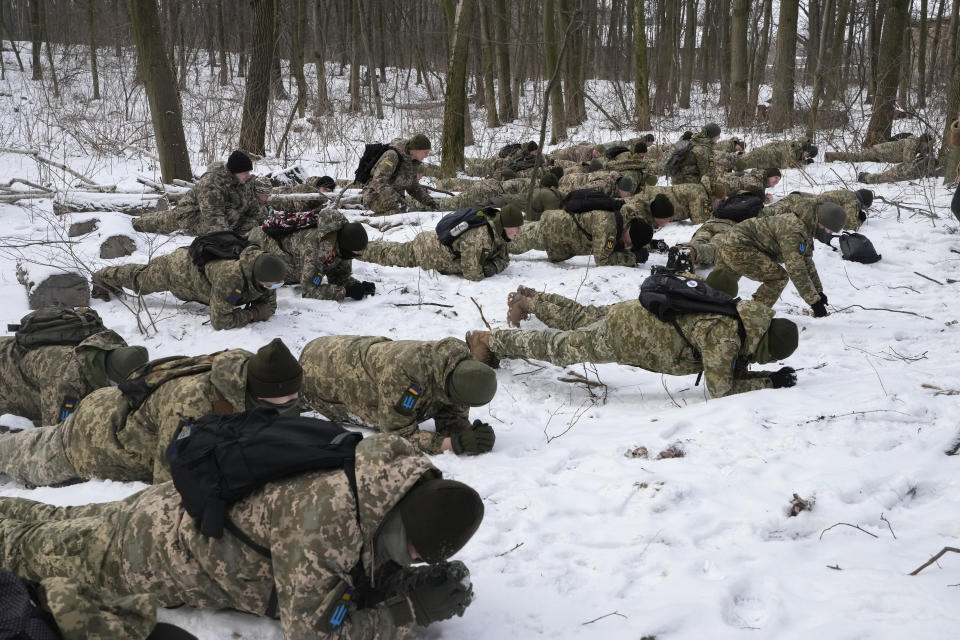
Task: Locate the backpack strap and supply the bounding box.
[566,211,593,241]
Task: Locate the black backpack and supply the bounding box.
[714,193,765,222]
[354,143,401,185]
[562,188,624,214]
[187,231,251,271]
[838,232,881,264]
[497,143,522,158]
[604,145,629,159]
[435,206,495,247]
[662,139,695,177]
[7,307,106,351]
[167,408,363,539]
[0,568,61,640]
[508,154,536,172]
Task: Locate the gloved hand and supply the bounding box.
[817,292,828,305]
[451,420,496,455]
[649,239,669,253]
[805,158,816,165]
[633,247,649,264]
[482,262,498,278]
[405,561,474,626]
[811,300,828,317]
[248,304,273,322]
[344,282,370,300]
[361,281,376,296]
[770,366,797,389]
[422,198,438,211]
[396,199,409,213]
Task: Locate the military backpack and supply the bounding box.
[7,307,106,351]
[714,193,765,222]
[604,145,629,160]
[354,143,402,185]
[0,568,61,640]
[497,142,522,158]
[118,354,220,410]
[838,232,881,264]
[435,206,496,247]
[562,188,624,214]
[662,139,695,177]
[187,231,251,272]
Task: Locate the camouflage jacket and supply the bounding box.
[604,299,779,398]
[0,435,437,640]
[861,138,923,164]
[362,137,433,207]
[789,190,863,231]
[725,204,824,305]
[627,183,712,223]
[739,140,803,170]
[174,162,267,236]
[270,181,330,213]
[558,169,619,196]
[410,220,510,281]
[538,208,635,266]
[61,349,251,483]
[160,245,278,330]
[300,336,475,454]
[549,143,595,163]
[0,330,128,425]
[716,172,766,198]
[671,135,716,189]
[247,210,358,301]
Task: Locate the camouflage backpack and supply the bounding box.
[662,140,695,177]
[8,307,106,351]
[118,354,222,410]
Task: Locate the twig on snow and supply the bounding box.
[495,542,524,557]
[914,271,944,285]
[392,302,454,308]
[909,547,960,576]
[470,296,492,330]
[819,522,879,540]
[661,375,681,408]
[832,304,934,320]
[581,611,628,626]
[880,513,897,539]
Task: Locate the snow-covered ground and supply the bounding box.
[1,46,960,639]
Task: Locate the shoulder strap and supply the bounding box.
[566,211,593,240]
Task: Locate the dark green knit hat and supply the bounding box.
[705,269,739,298]
[855,189,874,208]
[588,159,603,172]
[408,134,431,151]
[765,318,799,360]
[498,204,524,228]
[104,346,149,382]
[246,338,303,398]
[500,168,517,180]
[337,222,369,254]
[763,168,782,181]
[817,203,846,233]
[447,360,497,406]
[253,253,287,283]
[549,166,564,179]
[704,123,722,139]
[616,176,635,194]
[541,173,559,188]
[595,144,606,153]
[399,478,484,563]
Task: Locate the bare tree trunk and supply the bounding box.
[39,1,58,97]
[216,0,228,86]
[0,1,24,74]
[634,0,651,128]
[495,0,515,121]
[678,0,698,109]
[311,0,331,114]
[865,0,909,145]
[653,0,678,113]
[824,0,851,103]
[717,0,732,108]
[729,0,749,124]
[918,0,928,107]
[440,0,476,177]
[30,0,42,79]
[290,0,309,117]
[867,0,887,101]
[939,0,960,182]
[928,0,946,95]
[806,0,835,138]
[127,0,192,182]
[355,0,383,119]
[898,14,913,107]
[806,0,821,86]
[748,0,773,112]
[348,2,361,112]
[544,0,566,143]
[88,0,100,99]
[479,0,500,127]
[239,0,275,155]
[769,0,799,131]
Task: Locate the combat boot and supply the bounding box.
[506,292,533,327]
[465,330,500,369]
[666,246,694,273]
[90,271,119,302]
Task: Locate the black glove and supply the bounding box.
[344,282,369,300]
[406,561,474,626]
[805,158,816,165]
[361,281,376,296]
[770,366,797,389]
[482,262,498,278]
[451,420,496,455]
[817,292,827,306]
[423,198,438,211]
[633,247,649,264]
[649,239,670,253]
[811,300,828,317]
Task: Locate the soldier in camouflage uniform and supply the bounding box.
[247,210,375,301]
[435,175,532,211]
[857,154,938,184]
[300,336,498,455]
[783,189,873,231]
[0,332,147,426]
[361,134,438,215]
[91,245,286,330]
[0,339,302,486]
[271,175,336,213]
[360,205,522,281]
[670,123,720,189]
[468,284,800,398]
[713,202,846,313]
[0,434,484,639]
[507,201,657,266]
[466,141,540,178]
[605,143,658,190]
[716,168,780,201]
[549,142,602,164]
[738,139,818,171]
[527,172,564,222]
[627,182,721,224]
[133,151,266,235]
[825,135,929,163]
[558,159,622,195]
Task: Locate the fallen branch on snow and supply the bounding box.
[909,547,960,576]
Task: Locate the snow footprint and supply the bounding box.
[721,577,781,630]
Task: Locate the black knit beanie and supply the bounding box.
[651,194,675,220]
[227,150,253,174]
[399,479,484,563]
[337,222,369,254]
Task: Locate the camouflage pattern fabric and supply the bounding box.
[643,143,671,173]
[247,209,359,301]
[826,138,922,164]
[0,330,128,425]
[437,178,530,211]
[491,295,780,398]
[507,209,635,266]
[716,172,766,198]
[738,140,803,170]
[713,150,743,174]
[0,434,439,639]
[788,190,864,231]
[558,169,619,196]
[360,220,509,281]
[680,217,739,266]
[626,184,712,223]
[132,162,266,236]
[670,135,716,189]
[270,180,330,213]
[361,137,436,215]
[524,291,607,329]
[605,154,651,190]
[38,577,157,640]
[528,187,563,222]
[549,143,595,163]
[715,205,824,307]
[0,349,250,485]
[859,158,935,184]
[93,246,277,330]
[300,336,477,454]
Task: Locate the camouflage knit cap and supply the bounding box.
[253,176,272,195]
[816,203,846,233]
[704,269,739,298]
[704,122,722,138]
[408,134,431,151]
[500,168,517,180]
[755,318,799,364]
[498,203,524,228]
[247,338,303,397]
[616,176,636,194]
[855,189,874,209]
[447,359,497,406]
[595,144,606,153]
[104,346,149,382]
[549,166,564,179]
[252,253,287,282]
[588,159,603,172]
[398,478,484,563]
[541,172,559,188]
[763,168,782,181]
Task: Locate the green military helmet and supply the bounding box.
[446,359,498,406]
[753,318,799,364]
[500,168,518,180]
[247,338,303,398]
[104,346,149,382]
[398,478,485,563]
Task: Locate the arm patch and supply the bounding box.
[394,386,421,416]
[227,287,244,305]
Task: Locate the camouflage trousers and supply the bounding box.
[679,218,737,267]
[132,208,181,234]
[491,306,616,366]
[0,497,157,640]
[860,161,929,184]
[361,189,426,216]
[507,222,545,255]
[95,258,173,296]
[527,292,608,330]
[825,150,892,163]
[714,238,787,307]
[363,239,419,268]
[0,420,79,486]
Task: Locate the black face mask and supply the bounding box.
[815,228,835,246]
[245,392,300,416]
